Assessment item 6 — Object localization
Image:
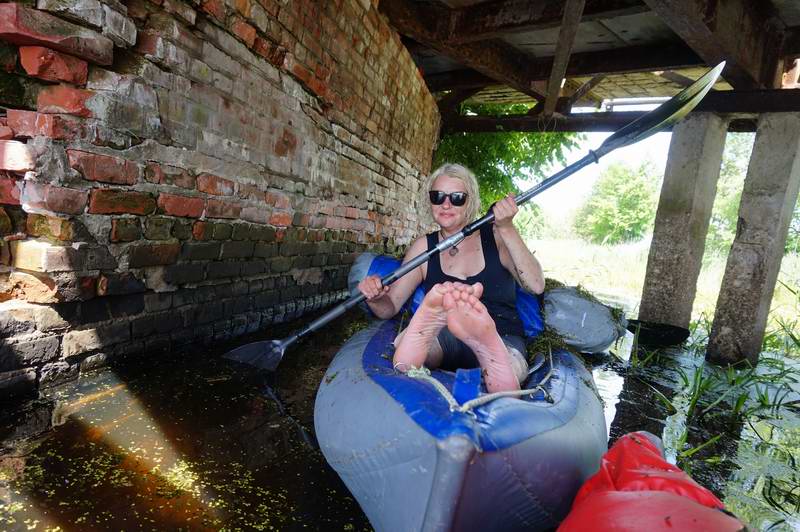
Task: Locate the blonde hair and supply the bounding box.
[420,163,481,227]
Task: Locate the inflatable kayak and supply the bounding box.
[314,318,607,531]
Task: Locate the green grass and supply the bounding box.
[529,238,800,330]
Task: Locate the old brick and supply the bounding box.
[62,322,130,357]
[0,140,35,172]
[249,224,275,241]
[4,270,96,303]
[0,4,114,65]
[19,46,89,84]
[144,216,173,240]
[157,193,204,218]
[270,256,292,273]
[106,293,145,318]
[241,259,267,276]
[253,37,286,67]
[0,176,22,205]
[37,0,105,27]
[253,241,277,258]
[102,4,137,48]
[0,368,37,399]
[97,272,146,296]
[26,213,75,241]
[266,191,291,209]
[0,41,17,72]
[6,110,84,140]
[206,198,241,219]
[67,149,139,185]
[230,17,256,47]
[207,261,241,279]
[231,223,250,241]
[191,220,213,240]
[181,241,220,260]
[200,0,225,22]
[164,262,205,284]
[196,173,235,196]
[0,335,60,372]
[37,85,95,118]
[146,162,195,189]
[212,222,233,240]
[22,183,88,214]
[0,206,12,235]
[0,126,13,140]
[241,205,269,224]
[172,219,192,240]
[269,211,292,227]
[220,240,254,259]
[128,242,180,267]
[11,240,77,272]
[89,189,155,215]
[110,218,141,242]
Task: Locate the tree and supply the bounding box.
[433,103,582,216]
[574,161,658,245]
[705,133,754,253]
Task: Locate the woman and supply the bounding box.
[357,163,544,393]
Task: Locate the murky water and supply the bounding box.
[2,308,799,531]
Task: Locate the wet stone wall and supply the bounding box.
[0,0,440,397]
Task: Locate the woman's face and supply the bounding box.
[430,174,468,231]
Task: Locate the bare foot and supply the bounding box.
[444,283,521,393]
[393,282,455,369]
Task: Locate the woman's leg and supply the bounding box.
[443,283,521,392]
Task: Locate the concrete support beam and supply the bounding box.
[707,114,800,365]
[638,113,729,329]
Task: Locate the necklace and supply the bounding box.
[440,230,460,257]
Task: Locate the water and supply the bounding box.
[2,309,799,531]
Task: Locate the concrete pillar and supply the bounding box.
[639,113,728,329]
[707,113,800,365]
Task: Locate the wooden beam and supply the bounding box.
[380,0,545,101]
[437,87,488,118]
[567,75,606,106]
[642,0,785,89]
[449,0,648,44]
[543,0,586,116]
[442,89,800,133]
[426,43,702,93]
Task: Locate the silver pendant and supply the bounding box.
[449,246,459,257]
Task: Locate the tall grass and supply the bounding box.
[530,238,800,328]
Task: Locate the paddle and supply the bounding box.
[224,61,726,371]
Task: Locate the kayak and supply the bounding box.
[314,318,607,531]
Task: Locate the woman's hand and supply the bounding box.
[358,275,389,301]
[493,194,518,228]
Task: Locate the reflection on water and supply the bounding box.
[2,305,799,530]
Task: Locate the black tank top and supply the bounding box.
[424,225,524,337]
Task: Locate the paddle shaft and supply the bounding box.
[274,62,726,352]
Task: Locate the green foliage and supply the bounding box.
[574,161,658,245]
[433,103,582,218]
[705,133,754,253]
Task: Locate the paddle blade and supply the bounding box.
[224,339,285,371]
[599,61,725,156]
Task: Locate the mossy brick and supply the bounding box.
[0,206,13,235]
[0,4,114,65]
[292,256,312,269]
[127,242,180,267]
[61,322,130,358]
[194,303,223,324]
[0,176,22,205]
[191,220,213,240]
[164,263,205,285]
[172,219,193,240]
[220,240,254,259]
[181,242,220,260]
[19,46,88,84]
[0,41,17,72]
[89,189,155,215]
[0,71,46,110]
[6,110,84,140]
[144,216,174,240]
[254,241,278,258]
[67,149,138,185]
[311,254,327,267]
[206,261,240,279]
[241,260,267,276]
[212,222,233,240]
[270,256,292,273]
[106,293,145,318]
[97,272,146,296]
[249,224,276,241]
[110,218,141,242]
[26,213,75,241]
[231,223,250,240]
[240,205,269,224]
[144,292,173,313]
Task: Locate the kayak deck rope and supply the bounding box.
[404,348,555,413]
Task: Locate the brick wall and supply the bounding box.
[0,0,440,396]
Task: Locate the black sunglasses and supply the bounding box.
[429,190,468,206]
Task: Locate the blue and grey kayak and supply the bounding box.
[314,319,607,531]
